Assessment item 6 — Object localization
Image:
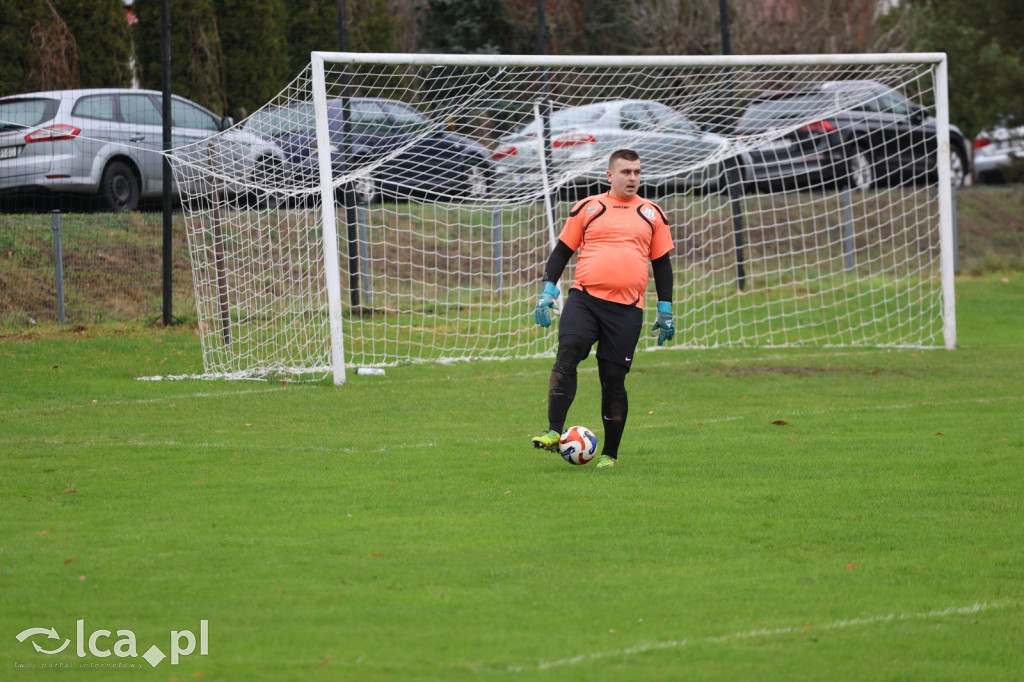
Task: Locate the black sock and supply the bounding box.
[599,360,629,458]
[547,368,576,433]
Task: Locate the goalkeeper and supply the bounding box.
[531,149,675,468]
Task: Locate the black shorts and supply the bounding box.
[559,287,644,369]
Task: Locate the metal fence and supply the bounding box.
[0,210,193,327]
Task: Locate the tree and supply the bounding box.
[729,0,907,55]
[0,0,77,95]
[214,0,289,118]
[54,0,133,89]
[287,0,398,85]
[27,0,78,91]
[133,0,227,114]
[419,0,509,54]
[904,0,1024,135]
[0,0,131,96]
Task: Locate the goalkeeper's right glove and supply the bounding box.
[534,281,560,327]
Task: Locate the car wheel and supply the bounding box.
[352,176,378,205]
[846,147,874,191]
[99,160,140,212]
[949,146,967,188]
[462,164,489,201]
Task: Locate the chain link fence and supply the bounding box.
[0,210,193,328]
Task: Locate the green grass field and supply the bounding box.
[2,273,1023,680]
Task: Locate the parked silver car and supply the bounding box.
[490,99,738,199]
[972,125,1024,183]
[0,88,284,211]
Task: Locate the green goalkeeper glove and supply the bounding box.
[652,301,674,346]
[534,281,560,327]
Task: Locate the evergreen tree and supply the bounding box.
[419,0,509,54]
[287,0,340,79]
[288,0,396,78]
[0,0,73,95]
[214,0,289,119]
[54,0,133,88]
[0,0,36,95]
[133,0,227,114]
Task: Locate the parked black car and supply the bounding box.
[735,80,970,192]
[244,97,493,203]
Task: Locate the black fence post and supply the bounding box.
[161,0,174,325]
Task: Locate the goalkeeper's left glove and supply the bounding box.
[652,301,674,346]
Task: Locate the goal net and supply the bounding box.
[167,53,958,384]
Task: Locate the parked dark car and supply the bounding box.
[244,97,493,203]
[0,88,284,211]
[734,80,970,192]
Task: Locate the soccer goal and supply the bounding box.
[167,52,958,384]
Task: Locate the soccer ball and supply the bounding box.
[559,426,598,465]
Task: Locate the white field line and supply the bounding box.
[508,600,1021,673]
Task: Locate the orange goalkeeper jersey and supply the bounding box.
[557,192,674,308]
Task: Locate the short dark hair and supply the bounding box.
[608,149,640,167]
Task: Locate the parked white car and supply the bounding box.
[973,125,1024,183]
[0,88,284,211]
[490,99,740,200]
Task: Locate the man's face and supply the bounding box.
[607,157,641,199]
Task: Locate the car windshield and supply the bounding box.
[0,97,58,131]
[244,100,434,138]
[648,105,700,134]
[737,93,829,129]
[245,104,316,137]
[516,106,604,135]
[739,84,919,130]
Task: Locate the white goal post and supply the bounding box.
[168,51,958,384]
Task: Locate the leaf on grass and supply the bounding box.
[772,420,789,426]
[36,530,51,535]
[315,658,330,669]
[370,551,382,558]
[845,562,857,570]
[63,558,74,564]
[63,486,76,494]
